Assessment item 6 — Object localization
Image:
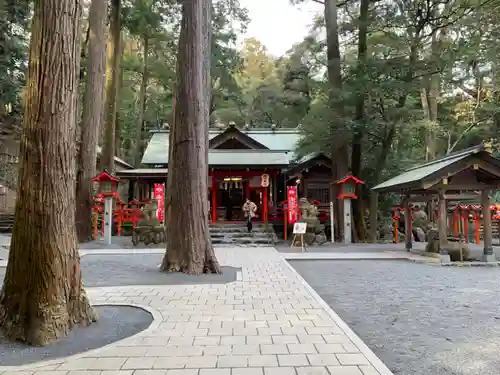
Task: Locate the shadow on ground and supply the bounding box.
[81,254,239,287]
[0,254,240,287]
[0,305,153,366]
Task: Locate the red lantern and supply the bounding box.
[335,174,365,199]
[92,170,120,199]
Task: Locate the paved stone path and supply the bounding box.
[0,247,392,375]
[291,259,500,375]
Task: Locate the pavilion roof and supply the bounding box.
[372,144,500,193]
[141,127,301,166]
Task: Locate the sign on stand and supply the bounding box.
[154,183,165,223]
[287,186,298,224]
[291,222,307,252]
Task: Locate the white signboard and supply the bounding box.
[293,222,307,234]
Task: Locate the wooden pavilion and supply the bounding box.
[115,124,334,223]
[372,142,500,262]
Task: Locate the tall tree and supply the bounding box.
[160,0,220,274]
[100,0,121,171]
[0,0,96,345]
[76,0,108,242]
[324,0,348,239]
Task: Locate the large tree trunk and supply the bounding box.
[100,0,121,171]
[324,0,348,240]
[76,0,108,243]
[0,0,96,346]
[160,0,220,275]
[133,36,149,167]
[351,0,370,242]
[114,33,125,158]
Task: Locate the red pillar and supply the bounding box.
[245,179,250,199]
[212,177,217,223]
[263,186,268,223]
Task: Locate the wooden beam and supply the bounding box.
[481,189,495,261]
[369,191,378,243]
[438,189,450,262]
[403,196,412,251]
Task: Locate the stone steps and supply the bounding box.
[0,213,14,233]
[209,223,277,246]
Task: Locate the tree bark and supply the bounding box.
[133,36,149,167]
[160,0,220,275]
[76,0,108,243]
[100,0,121,171]
[324,0,348,240]
[351,0,369,242]
[114,34,124,158]
[0,0,96,346]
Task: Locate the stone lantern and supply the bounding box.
[335,174,365,244]
[92,170,120,245]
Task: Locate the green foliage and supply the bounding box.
[0,0,29,131]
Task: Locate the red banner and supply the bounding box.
[154,183,165,223]
[287,186,298,224]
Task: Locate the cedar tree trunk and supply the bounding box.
[133,35,149,167]
[160,0,220,275]
[100,0,121,171]
[351,0,369,241]
[0,0,96,346]
[76,0,108,242]
[324,0,348,240]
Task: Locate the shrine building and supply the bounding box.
[116,124,333,223]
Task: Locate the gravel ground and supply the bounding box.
[0,305,153,366]
[0,254,238,287]
[290,259,500,375]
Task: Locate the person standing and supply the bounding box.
[242,198,257,233]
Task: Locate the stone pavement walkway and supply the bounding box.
[0,247,393,375]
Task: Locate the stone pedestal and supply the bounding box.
[343,198,352,245]
[103,196,113,245]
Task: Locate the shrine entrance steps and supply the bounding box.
[209,222,278,246]
[0,213,14,233]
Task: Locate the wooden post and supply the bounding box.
[263,186,268,223]
[211,176,217,223]
[463,209,469,243]
[475,214,480,244]
[438,189,450,262]
[245,178,250,199]
[127,180,135,203]
[453,208,459,240]
[393,208,399,244]
[369,191,378,243]
[404,196,412,251]
[284,208,288,241]
[481,189,494,262]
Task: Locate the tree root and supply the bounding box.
[0,293,96,346]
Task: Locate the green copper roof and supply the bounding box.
[141,128,301,166]
[372,146,483,192]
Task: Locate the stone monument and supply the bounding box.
[132,199,166,246]
[294,198,327,246]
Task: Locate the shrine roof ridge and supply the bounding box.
[149,127,301,134]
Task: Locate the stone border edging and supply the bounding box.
[0,301,162,372]
[281,258,395,375]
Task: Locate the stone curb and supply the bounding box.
[281,258,395,375]
[0,300,163,372]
